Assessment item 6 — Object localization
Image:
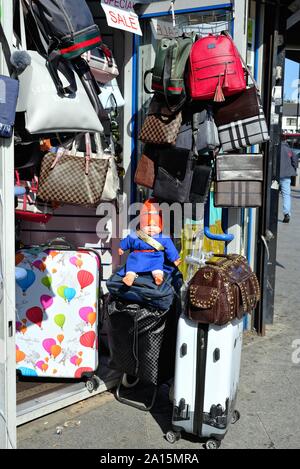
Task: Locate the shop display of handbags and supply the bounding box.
[137,29,269,211]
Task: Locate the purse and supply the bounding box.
[37,133,109,206]
[16,3,103,135]
[214,153,263,208]
[188,254,261,325]
[83,44,119,84]
[134,146,157,189]
[99,79,125,110]
[0,23,19,138]
[154,149,195,203]
[214,84,269,152]
[139,94,182,145]
[175,106,220,153]
[94,133,120,201]
[189,160,213,205]
[15,170,55,223]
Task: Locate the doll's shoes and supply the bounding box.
[153,274,164,286]
[122,273,138,287]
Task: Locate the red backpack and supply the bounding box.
[188,32,246,102]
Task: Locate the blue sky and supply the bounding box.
[285,59,300,101]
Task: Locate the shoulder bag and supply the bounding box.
[214,153,263,207]
[188,254,260,325]
[37,133,109,206]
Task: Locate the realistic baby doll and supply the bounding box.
[118,199,181,287]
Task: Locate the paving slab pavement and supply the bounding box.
[17,187,300,450]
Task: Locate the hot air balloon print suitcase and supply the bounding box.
[15,243,101,380]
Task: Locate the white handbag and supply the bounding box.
[99,79,125,110]
[16,1,103,135]
[94,133,120,201]
[18,52,104,134]
[83,44,119,84]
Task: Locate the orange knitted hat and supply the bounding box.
[140,198,163,231]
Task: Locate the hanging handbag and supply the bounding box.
[0,22,19,138]
[145,34,194,113]
[95,133,120,202]
[83,44,119,84]
[214,153,263,208]
[15,169,55,223]
[99,79,125,110]
[37,133,109,206]
[188,254,260,325]
[139,94,182,145]
[16,1,103,134]
[175,106,220,153]
[213,51,269,151]
[188,31,246,102]
[153,149,195,203]
[189,159,213,205]
[134,147,157,189]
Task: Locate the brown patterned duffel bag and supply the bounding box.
[187,254,260,325]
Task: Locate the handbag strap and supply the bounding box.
[222,30,259,92]
[162,45,186,113]
[136,230,165,252]
[0,22,14,76]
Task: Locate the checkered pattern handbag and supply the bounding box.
[38,134,109,207]
[217,105,269,152]
[139,112,182,145]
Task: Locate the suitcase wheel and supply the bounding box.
[85,376,101,393]
[165,430,181,444]
[231,410,241,424]
[205,439,221,450]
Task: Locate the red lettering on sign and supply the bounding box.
[117,13,126,26]
[128,16,137,30]
[109,10,118,24]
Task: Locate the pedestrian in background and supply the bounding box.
[280,140,298,223]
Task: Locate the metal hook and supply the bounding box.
[170,0,176,28]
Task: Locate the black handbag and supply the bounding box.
[153,149,195,203]
[190,159,212,205]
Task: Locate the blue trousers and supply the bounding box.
[280,177,291,216]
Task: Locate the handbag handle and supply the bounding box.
[222,30,259,92]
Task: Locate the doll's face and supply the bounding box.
[142,225,161,236]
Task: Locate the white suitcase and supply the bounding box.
[166,315,243,449]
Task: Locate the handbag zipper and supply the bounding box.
[195,71,236,81]
[194,60,235,71]
[56,0,75,42]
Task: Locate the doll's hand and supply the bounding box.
[118,248,124,256]
[174,258,181,267]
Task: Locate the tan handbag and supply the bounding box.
[139,95,182,145]
[37,134,109,207]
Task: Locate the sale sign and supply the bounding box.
[101,0,142,36]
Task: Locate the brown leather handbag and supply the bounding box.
[134,148,156,189]
[187,254,260,325]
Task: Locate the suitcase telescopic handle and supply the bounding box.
[47,237,76,250]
